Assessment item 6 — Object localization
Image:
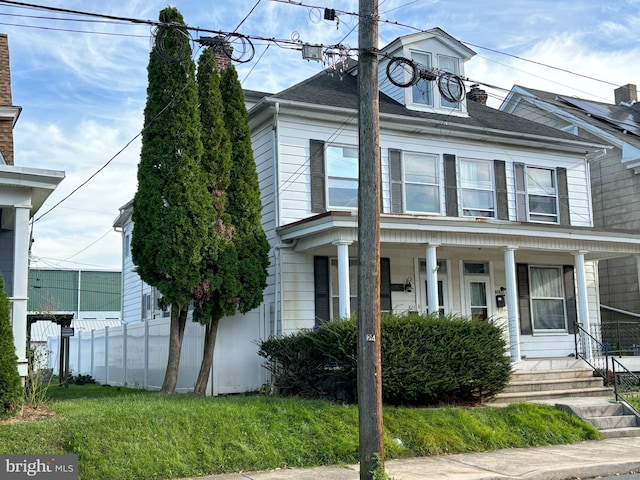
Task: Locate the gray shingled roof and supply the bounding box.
[512,85,640,150]
[264,66,594,144]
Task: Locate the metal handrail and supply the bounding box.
[575,322,640,413]
[574,322,610,385]
[611,357,640,407]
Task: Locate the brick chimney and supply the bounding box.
[614,83,637,105]
[0,33,17,165]
[203,35,232,71]
[466,84,488,105]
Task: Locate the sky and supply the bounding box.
[1,0,639,272]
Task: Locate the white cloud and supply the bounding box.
[3,0,640,272]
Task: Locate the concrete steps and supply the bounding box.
[555,400,640,439]
[491,367,613,404]
[488,361,640,437]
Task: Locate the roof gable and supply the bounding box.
[381,28,476,61]
[503,84,640,170]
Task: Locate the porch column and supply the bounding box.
[333,240,352,319]
[425,243,439,314]
[12,205,30,378]
[574,251,592,359]
[503,246,520,362]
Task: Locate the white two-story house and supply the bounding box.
[115,28,640,393]
[250,28,640,364]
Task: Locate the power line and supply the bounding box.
[268,0,628,93]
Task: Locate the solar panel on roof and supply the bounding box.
[558,95,640,137]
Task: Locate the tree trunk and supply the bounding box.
[160,305,188,393]
[193,318,220,395]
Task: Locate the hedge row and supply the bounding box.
[258,313,512,406]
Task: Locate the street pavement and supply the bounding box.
[179,436,640,480]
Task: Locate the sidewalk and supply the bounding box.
[179,437,640,480]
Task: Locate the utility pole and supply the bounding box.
[357,0,384,479]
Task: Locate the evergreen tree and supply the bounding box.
[131,7,213,393]
[192,49,241,395]
[220,64,270,315]
[0,273,23,418]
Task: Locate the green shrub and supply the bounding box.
[0,273,23,418]
[259,313,511,406]
[70,374,97,386]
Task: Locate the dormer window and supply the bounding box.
[408,50,461,111]
[438,55,460,109]
[410,51,433,106]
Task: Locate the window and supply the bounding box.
[529,266,566,331]
[438,55,460,109]
[403,152,440,213]
[410,51,433,106]
[459,158,494,217]
[327,145,358,208]
[527,167,558,223]
[142,293,151,320]
[124,234,130,257]
[464,261,489,275]
[326,258,391,320]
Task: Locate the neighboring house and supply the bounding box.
[0,33,64,379]
[115,28,640,391]
[27,268,122,357]
[500,84,640,329]
[113,200,168,323]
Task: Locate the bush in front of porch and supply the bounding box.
[258,313,511,406]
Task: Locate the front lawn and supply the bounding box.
[0,385,599,480]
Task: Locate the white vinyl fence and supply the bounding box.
[47,307,270,396]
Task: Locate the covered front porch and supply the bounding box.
[276,211,640,364]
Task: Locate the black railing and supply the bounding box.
[574,322,611,385]
[598,320,640,357]
[612,358,640,405]
[575,322,640,412]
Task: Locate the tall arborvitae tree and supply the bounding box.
[0,273,23,418]
[220,65,269,315]
[192,49,241,395]
[131,7,214,393]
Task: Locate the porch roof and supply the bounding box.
[277,211,640,261]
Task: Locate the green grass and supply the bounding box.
[0,385,600,480]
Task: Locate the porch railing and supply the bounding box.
[612,357,640,405]
[575,322,640,412]
[574,322,610,385]
[598,320,640,357]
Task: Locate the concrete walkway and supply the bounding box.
[179,436,640,480]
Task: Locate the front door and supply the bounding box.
[465,278,491,320]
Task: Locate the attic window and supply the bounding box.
[410,51,433,106]
[408,50,462,112]
[438,55,460,109]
